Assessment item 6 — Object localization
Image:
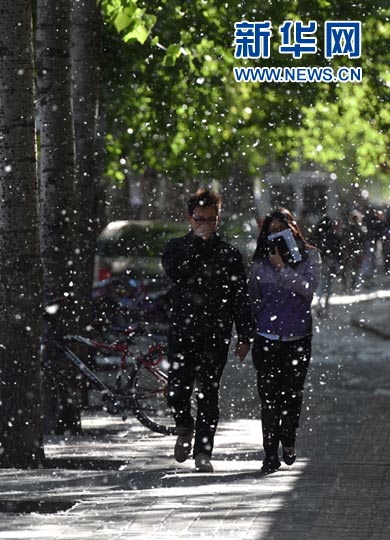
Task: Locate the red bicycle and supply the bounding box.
[43,302,176,435]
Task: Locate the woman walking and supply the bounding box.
[249,208,321,473]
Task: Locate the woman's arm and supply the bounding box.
[277,249,322,300]
[231,252,254,344]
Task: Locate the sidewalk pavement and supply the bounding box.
[350,295,390,339]
[1,297,390,539]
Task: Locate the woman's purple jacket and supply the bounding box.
[249,248,322,338]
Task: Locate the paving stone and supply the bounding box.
[1,297,390,538]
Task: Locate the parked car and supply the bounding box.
[94,220,189,282]
[93,220,188,330]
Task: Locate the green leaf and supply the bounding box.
[114,12,132,33]
[166,44,182,57]
[162,44,182,67]
[124,24,149,45]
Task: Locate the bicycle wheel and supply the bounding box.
[130,361,177,435]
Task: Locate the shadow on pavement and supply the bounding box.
[44,457,129,470]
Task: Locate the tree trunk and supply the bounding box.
[0,0,44,467]
[94,105,108,232]
[71,0,101,332]
[36,0,82,434]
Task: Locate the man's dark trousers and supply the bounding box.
[167,329,229,457]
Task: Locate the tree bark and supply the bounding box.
[71,0,101,330]
[36,0,75,303]
[36,0,82,433]
[0,0,44,467]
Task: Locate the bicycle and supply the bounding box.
[42,303,177,436]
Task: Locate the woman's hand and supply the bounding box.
[269,247,285,269]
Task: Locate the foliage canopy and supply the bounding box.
[101,0,390,189]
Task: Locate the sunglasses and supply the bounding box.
[192,216,218,224]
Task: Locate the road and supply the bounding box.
[1,294,390,539]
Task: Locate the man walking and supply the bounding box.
[162,187,252,472]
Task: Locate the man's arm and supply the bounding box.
[248,260,263,323]
[231,251,254,346]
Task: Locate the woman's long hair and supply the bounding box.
[252,207,312,261]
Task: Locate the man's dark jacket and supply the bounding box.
[162,231,253,344]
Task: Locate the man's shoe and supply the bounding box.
[174,433,193,463]
[282,446,296,466]
[261,457,281,474]
[195,453,214,473]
